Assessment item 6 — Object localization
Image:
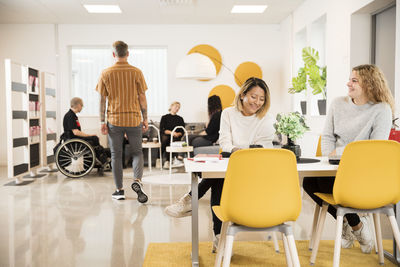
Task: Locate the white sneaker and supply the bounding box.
[341,220,355,248]
[164,193,192,217]
[163,161,169,169]
[212,233,220,253]
[353,216,374,253]
[172,157,184,168]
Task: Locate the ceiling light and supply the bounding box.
[231,5,268,14]
[84,5,122,13]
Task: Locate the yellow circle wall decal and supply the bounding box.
[208,85,236,110]
[234,62,263,87]
[188,44,222,76]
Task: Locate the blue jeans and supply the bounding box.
[108,123,143,190]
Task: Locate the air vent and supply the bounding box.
[160,0,194,6]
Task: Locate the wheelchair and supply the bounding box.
[55,137,111,178]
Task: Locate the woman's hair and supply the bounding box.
[234,77,270,118]
[168,101,181,112]
[208,95,222,117]
[353,64,395,114]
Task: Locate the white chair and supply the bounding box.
[166,126,193,174]
[142,124,162,172]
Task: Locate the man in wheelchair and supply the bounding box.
[54,97,111,177]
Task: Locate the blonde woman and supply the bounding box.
[165,77,275,252]
[160,101,185,168]
[303,64,394,254]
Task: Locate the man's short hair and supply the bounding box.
[70,97,83,108]
[113,41,128,58]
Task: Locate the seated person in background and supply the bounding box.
[188,95,222,148]
[62,97,109,164]
[160,101,185,168]
[303,64,394,254]
[165,77,275,252]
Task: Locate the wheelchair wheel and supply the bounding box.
[55,139,96,178]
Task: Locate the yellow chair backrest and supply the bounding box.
[219,148,301,228]
[316,135,322,157]
[333,140,400,209]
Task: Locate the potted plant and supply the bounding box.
[289,67,307,115]
[289,47,327,115]
[274,112,310,159]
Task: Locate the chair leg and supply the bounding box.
[310,203,328,265]
[169,152,172,174]
[286,234,301,267]
[282,232,293,267]
[309,204,321,251]
[333,215,343,267]
[215,222,229,267]
[373,213,384,264]
[271,232,280,253]
[222,235,234,267]
[369,213,379,254]
[388,215,400,258]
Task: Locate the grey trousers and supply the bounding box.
[108,123,143,190]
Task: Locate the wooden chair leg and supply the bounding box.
[373,213,384,264]
[309,204,320,251]
[368,213,378,254]
[282,233,293,267]
[333,215,343,267]
[287,234,300,267]
[272,232,280,253]
[388,215,400,259]
[215,222,229,267]
[222,235,234,267]
[310,203,328,265]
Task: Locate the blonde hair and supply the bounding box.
[168,101,181,112]
[70,97,83,108]
[234,77,270,118]
[112,40,128,58]
[353,64,395,115]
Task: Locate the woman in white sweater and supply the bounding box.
[304,64,394,254]
[165,77,275,252]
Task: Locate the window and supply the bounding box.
[71,46,168,116]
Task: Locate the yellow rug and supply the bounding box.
[143,240,396,266]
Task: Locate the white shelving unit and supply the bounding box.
[40,71,58,173]
[5,59,46,183]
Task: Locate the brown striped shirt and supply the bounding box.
[96,61,147,127]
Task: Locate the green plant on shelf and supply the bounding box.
[289,47,327,99]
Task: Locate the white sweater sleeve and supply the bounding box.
[218,109,235,153]
[253,116,275,148]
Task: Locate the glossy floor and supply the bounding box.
[0,167,394,267]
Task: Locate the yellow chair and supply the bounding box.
[310,140,400,267]
[212,148,302,267]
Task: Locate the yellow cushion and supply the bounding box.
[212,205,227,222]
[314,193,337,205]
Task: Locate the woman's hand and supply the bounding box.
[231,147,241,153]
[329,149,337,156]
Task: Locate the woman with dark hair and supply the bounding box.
[189,95,223,147]
[165,78,275,252]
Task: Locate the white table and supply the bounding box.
[184,156,338,267]
[142,142,162,171]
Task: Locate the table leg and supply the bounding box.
[384,203,400,266]
[148,148,152,172]
[191,172,199,267]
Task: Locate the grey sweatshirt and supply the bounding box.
[322,96,392,156]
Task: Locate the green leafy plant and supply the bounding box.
[289,47,327,99]
[274,112,310,142]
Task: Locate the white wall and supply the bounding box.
[57,24,285,128]
[0,24,57,166]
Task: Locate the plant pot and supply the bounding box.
[318,99,326,115]
[282,144,301,160]
[300,101,307,115]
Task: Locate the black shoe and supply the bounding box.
[112,190,125,200]
[131,181,148,203]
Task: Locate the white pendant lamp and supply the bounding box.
[176,53,217,80]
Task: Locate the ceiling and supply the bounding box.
[0,0,305,24]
